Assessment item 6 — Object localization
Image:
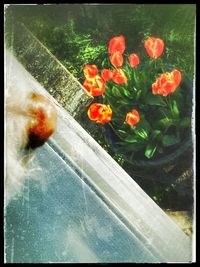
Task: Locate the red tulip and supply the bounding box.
[83,64,98,79]
[144,37,164,59]
[129,53,140,67]
[108,35,125,54]
[112,68,127,84]
[126,109,140,126]
[83,75,106,96]
[152,69,182,96]
[109,51,124,67]
[88,103,112,124]
[101,69,113,81]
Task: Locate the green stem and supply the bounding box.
[158,58,166,73]
[131,67,137,85]
[108,122,124,141]
[160,109,169,120]
[101,94,105,104]
[154,58,157,69]
[165,94,173,113]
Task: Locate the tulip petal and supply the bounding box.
[108,35,125,54]
[172,69,182,87]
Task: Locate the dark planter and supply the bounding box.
[103,78,193,182]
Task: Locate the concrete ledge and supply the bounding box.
[5,22,93,120]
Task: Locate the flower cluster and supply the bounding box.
[82,35,188,159]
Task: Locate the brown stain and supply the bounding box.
[26,93,57,149]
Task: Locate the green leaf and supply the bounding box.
[116,130,128,139]
[135,128,149,140]
[112,86,122,97]
[171,100,180,118]
[145,93,167,107]
[136,119,151,133]
[145,144,157,159]
[179,117,191,127]
[123,88,132,98]
[118,129,127,134]
[152,130,161,138]
[117,142,144,153]
[158,117,175,127]
[136,89,142,100]
[124,135,138,143]
[116,99,130,106]
[162,134,181,147]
